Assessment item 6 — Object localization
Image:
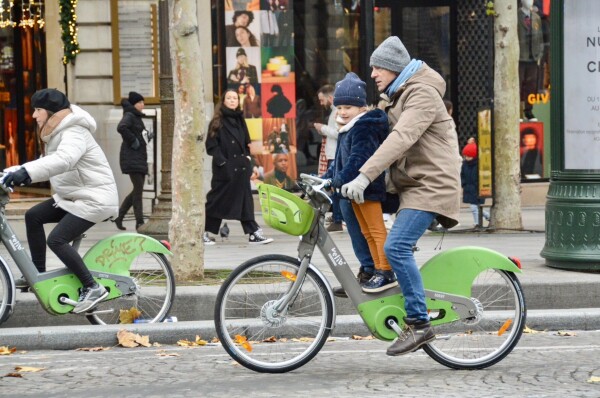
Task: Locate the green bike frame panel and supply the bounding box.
[357,247,521,341]
[83,233,172,275]
[34,233,172,314]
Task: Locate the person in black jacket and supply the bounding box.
[114,91,151,231]
[204,89,273,245]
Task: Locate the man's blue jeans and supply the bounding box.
[339,198,374,274]
[384,209,436,321]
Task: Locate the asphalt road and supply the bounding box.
[0,330,599,397]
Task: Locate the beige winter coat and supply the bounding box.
[359,64,461,228]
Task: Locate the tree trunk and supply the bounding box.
[168,0,207,280]
[492,0,523,230]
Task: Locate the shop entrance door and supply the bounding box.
[373,0,456,110]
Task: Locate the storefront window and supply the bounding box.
[0,3,45,169]
[518,0,551,180]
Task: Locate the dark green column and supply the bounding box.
[541,0,600,270]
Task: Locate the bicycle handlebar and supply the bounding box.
[298,173,332,207]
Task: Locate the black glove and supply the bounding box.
[131,138,141,150]
[3,168,32,187]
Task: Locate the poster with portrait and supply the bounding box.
[223,0,296,191]
[519,122,544,180]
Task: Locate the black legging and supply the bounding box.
[118,173,145,224]
[25,198,96,287]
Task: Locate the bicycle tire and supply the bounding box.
[87,252,175,325]
[215,254,334,373]
[423,269,526,369]
[0,263,13,325]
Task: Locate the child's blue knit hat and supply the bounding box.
[333,72,367,107]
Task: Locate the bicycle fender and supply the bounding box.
[308,262,337,330]
[420,246,521,298]
[0,256,15,319]
[83,233,172,276]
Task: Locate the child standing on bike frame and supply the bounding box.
[322,72,397,293]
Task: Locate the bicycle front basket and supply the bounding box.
[258,184,314,236]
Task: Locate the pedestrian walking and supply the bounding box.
[114,91,151,231]
[461,142,490,228]
[204,89,273,245]
[314,84,343,232]
[341,36,461,356]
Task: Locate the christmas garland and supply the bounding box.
[59,0,80,64]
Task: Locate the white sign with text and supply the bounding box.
[564,0,600,170]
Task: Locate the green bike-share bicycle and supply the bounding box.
[214,174,526,373]
[0,183,175,325]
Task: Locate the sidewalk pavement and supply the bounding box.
[1,200,600,350]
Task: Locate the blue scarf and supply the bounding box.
[385,59,423,97]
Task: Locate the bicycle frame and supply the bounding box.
[284,175,522,341]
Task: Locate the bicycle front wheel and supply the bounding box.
[215,255,334,373]
[87,252,175,325]
[423,269,526,369]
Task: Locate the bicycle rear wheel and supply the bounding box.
[87,252,175,325]
[215,255,334,373]
[423,269,526,369]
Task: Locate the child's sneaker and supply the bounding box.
[249,229,274,245]
[362,271,398,293]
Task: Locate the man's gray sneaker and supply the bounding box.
[72,284,109,314]
[386,317,435,356]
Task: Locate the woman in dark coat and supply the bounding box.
[204,89,273,245]
[114,91,149,231]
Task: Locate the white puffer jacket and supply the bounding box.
[23,105,119,223]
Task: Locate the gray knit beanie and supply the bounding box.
[370,36,411,74]
[333,72,367,107]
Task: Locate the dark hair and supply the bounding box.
[232,10,254,25]
[234,26,259,46]
[317,84,335,97]
[208,89,240,138]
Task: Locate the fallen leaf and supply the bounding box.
[152,342,162,347]
[76,347,111,352]
[291,337,314,343]
[0,346,16,356]
[211,337,220,344]
[135,335,151,348]
[523,326,542,334]
[4,373,22,378]
[351,335,374,340]
[262,336,277,343]
[119,307,142,324]
[14,366,45,372]
[588,376,600,383]
[177,336,207,347]
[117,329,151,348]
[556,331,576,337]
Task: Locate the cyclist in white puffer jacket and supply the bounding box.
[2,88,118,314]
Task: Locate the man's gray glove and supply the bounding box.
[341,173,370,204]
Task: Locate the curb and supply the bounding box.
[2,309,600,351]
